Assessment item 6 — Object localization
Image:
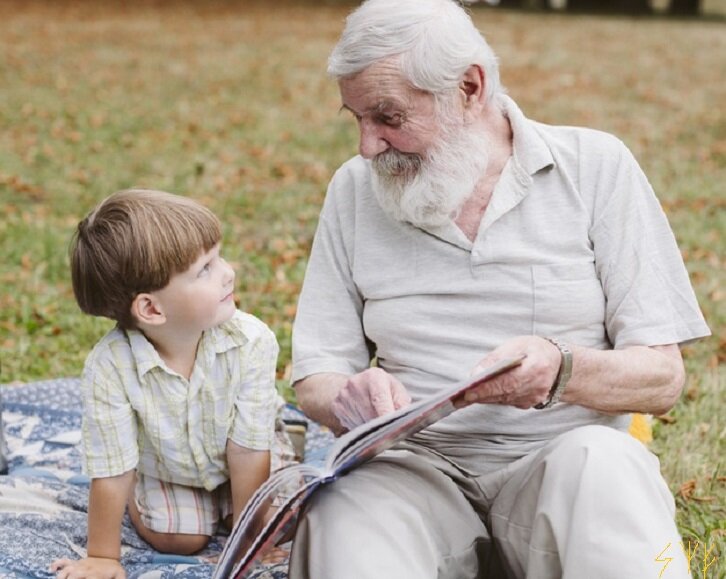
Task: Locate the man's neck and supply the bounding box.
[455,104,514,242]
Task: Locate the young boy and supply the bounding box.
[51,189,293,579]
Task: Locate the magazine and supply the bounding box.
[213,355,525,579]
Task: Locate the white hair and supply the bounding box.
[328,0,503,103]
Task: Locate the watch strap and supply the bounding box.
[535,337,572,409]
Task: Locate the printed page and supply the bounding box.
[327,356,525,475]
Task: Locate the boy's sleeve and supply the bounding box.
[81,347,139,478]
[228,323,280,451]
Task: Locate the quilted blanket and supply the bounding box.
[0,378,333,579]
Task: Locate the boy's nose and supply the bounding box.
[222,259,235,285]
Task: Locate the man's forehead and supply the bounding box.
[339,69,431,114]
[340,99,407,115]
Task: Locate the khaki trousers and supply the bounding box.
[289,425,691,579]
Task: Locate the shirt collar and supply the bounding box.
[127,312,248,380]
[126,329,167,379]
[499,94,555,176]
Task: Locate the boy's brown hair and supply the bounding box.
[70,189,222,330]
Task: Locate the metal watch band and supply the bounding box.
[535,337,572,409]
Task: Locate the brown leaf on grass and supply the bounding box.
[685,383,699,401]
[283,304,297,318]
[717,335,726,364]
[679,479,697,500]
[656,414,677,424]
[20,254,32,271]
[690,495,715,502]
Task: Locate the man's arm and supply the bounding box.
[51,471,134,579]
[295,368,412,434]
[562,343,684,415]
[464,336,685,416]
[294,373,348,434]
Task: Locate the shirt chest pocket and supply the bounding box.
[531,262,607,342]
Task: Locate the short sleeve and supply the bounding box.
[291,165,373,383]
[588,140,710,348]
[81,346,139,478]
[229,323,280,450]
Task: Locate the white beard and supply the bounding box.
[370,119,490,228]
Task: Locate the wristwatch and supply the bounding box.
[534,337,572,409]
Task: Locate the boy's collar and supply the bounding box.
[126,312,248,379]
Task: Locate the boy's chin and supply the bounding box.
[217,303,237,325]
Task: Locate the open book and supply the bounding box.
[213,355,524,579]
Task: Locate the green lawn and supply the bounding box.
[0,2,723,575]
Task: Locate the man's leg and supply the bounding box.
[487,425,691,579]
[289,445,497,579]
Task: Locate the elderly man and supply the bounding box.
[289,0,710,577]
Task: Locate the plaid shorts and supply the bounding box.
[135,421,297,536]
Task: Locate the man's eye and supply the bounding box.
[380,113,403,127]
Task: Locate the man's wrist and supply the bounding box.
[535,337,572,409]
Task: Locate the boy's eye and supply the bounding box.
[199,263,212,276]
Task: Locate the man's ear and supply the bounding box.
[131,293,166,326]
[459,64,486,110]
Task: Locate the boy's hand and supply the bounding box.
[50,556,126,579]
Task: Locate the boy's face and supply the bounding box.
[152,243,236,333]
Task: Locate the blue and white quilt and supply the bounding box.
[0,378,333,579]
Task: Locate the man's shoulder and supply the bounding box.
[328,155,371,195]
[319,155,379,225]
[531,120,630,160]
[333,155,369,180]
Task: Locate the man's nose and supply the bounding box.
[358,120,389,159]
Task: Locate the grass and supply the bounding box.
[0,1,724,575]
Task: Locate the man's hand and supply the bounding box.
[51,556,126,579]
[460,336,561,409]
[331,367,412,430]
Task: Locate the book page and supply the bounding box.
[326,356,525,475]
[213,463,322,579]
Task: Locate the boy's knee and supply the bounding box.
[145,532,210,555]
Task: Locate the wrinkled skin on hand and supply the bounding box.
[461,336,562,409]
[332,367,412,430]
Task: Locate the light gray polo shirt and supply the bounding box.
[292,96,710,469]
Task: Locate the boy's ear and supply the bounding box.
[131,293,166,326]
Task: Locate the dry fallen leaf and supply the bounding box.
[656,414,677,424]
[679,479,697,500]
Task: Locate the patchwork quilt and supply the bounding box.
[0,378,333,579]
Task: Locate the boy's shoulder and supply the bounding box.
[83,325,136,379]
[212,310,278,351]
